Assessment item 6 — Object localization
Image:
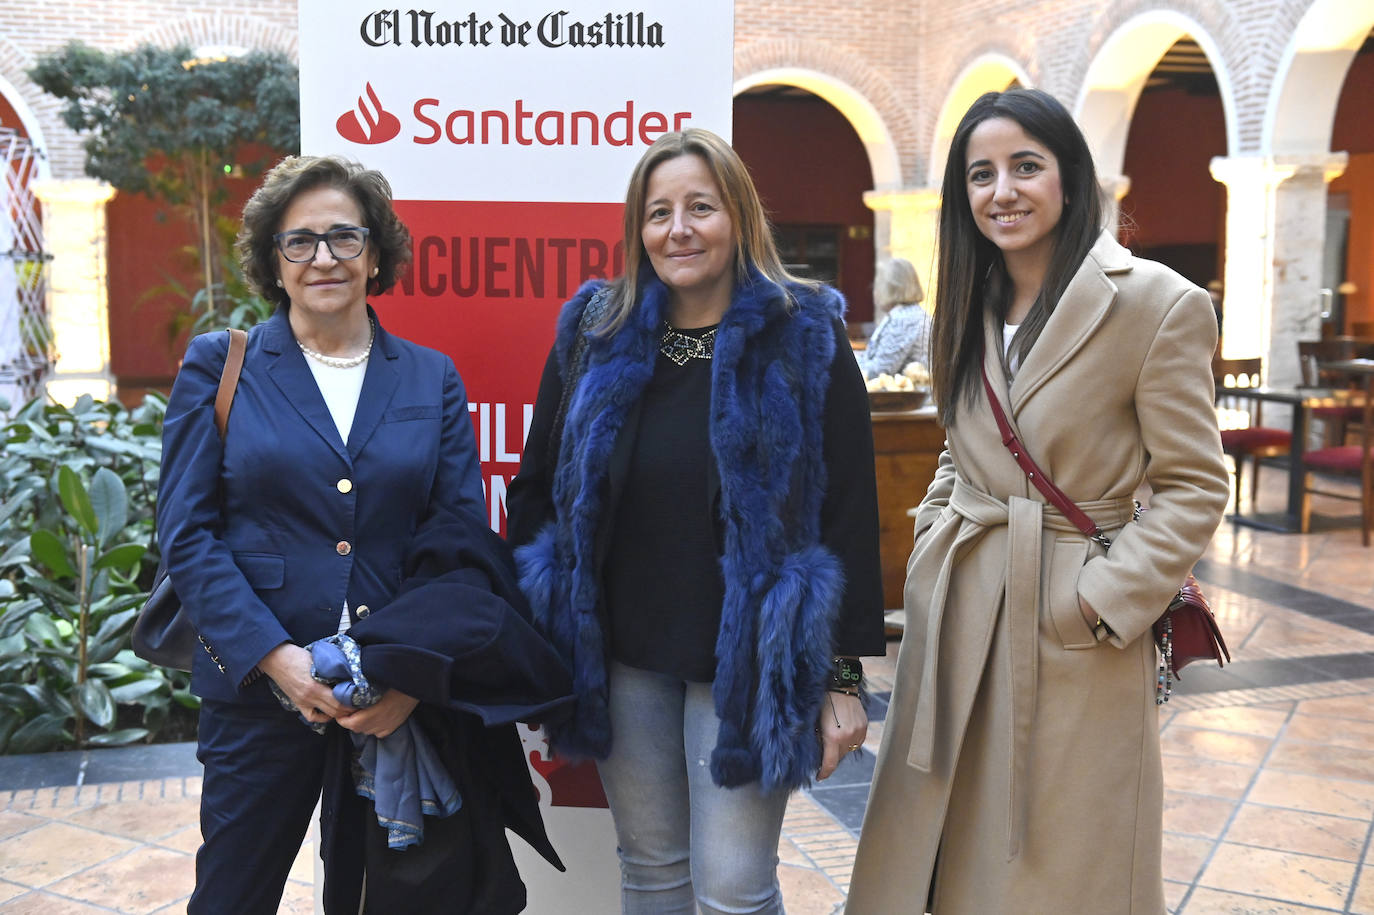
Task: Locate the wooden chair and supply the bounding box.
[1214,357,1291,510]
[1299,369,1374,546]
[1297,340,1374,445]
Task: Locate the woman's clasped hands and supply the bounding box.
[258,642,417,739]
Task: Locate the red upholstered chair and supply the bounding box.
[1215,357,1291,510]
[1299,370,1374,545]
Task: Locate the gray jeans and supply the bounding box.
[596,660,790,915]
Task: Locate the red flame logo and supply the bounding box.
[336,83,402,145]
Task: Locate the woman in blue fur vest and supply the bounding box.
[506,128,885,913]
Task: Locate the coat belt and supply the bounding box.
[905,477,1137,858]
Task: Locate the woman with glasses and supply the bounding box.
[158,155,571,913]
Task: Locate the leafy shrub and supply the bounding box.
[0,394,197,752]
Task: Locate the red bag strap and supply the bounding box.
[979,361,1111,547]
[213,328,247,440]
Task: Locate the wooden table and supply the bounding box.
[1217,384,1367,532]
[870,405,944,608]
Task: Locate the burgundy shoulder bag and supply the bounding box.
[979,365,1230,703]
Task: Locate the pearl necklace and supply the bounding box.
[298,320,376,369]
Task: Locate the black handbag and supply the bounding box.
[132,329,247,671]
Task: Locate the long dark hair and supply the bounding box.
[931,88,1104,426]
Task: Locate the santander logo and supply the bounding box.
[336,83,402,144]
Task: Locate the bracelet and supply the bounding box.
[829,656,863,692]
[1092,615,1114,643]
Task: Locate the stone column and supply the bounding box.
[1209,154,1347,387]
[32,178,117,405]
[1099,174,1132,236]
[864,186,942,317]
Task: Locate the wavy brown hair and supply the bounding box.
[601,128,810,333]
[931,89,1104,426]
[237,155,412,312]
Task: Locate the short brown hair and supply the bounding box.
[237,155,412,311]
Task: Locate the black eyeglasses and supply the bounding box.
[273,226,371,263]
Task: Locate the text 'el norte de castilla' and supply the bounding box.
[360,9,667,49]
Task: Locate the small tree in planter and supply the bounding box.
[29,41,298,327]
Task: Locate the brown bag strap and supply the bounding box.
[213,329,248,440]
[979,361,1111,547]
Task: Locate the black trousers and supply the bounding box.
[190,698,330,915]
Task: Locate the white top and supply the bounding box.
[301,356,368,632]
[303,358,368,445]
[1003,322,1022,376]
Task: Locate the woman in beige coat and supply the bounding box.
[846,89,1229,914]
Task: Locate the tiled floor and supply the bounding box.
[2,469,1373,913]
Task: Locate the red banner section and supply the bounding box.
[373,199,624,532]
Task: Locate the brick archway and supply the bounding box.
[0,38,55,179]
[1267,0,1374,154]
[927,53,1034,186]
[132,12,298,62]
[734,39,908,190]
[1075,9,1236,178]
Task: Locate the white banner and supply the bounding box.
[300,2,735,202]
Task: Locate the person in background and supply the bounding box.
[506,128,886,914]
[857,257,933,379]
[158,155,570,914]
[846,89,1228,914]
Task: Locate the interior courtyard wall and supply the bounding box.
[0,0,1363,396]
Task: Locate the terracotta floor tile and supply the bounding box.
[156,824,201,855]
[1181,886,1338,914]
[47,845,194,914]
[0,813,43,844]
[1268,738,1374,781]
[1164,879,1189,912]
[1199,843,1353,909]
[61,796,200,844]
[1351,865,1374,914]
[1297,694,1374,723]
[0,821,137,888]
[1160,728,1273,766]
[1285,711,1374,751]
[1162,791,1237,839]
[1166,706,1291,738]
[0,892,114,913]
[1224,803,1367,861]
[1161,757,1256,799]
[1248,768,1374,818]
[1243,613,1374,655]
[776,836,808,867]
[1162,833,1216,884]
[778,862,843,915]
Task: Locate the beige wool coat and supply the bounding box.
[846,232,1230,915]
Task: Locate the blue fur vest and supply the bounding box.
[516,266,846,791]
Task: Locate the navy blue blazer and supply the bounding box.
[158,307,486,704]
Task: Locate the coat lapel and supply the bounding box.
[345,310,401,459]
[1008,231,1130,417]
[262,310,350,462]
